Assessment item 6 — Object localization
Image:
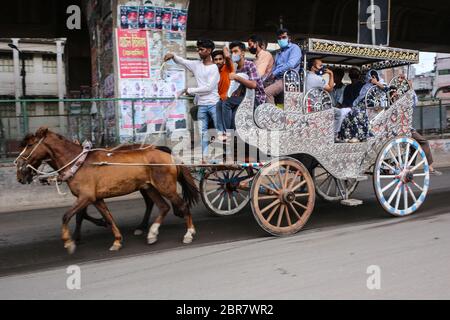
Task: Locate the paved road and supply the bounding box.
[0,168,449,299]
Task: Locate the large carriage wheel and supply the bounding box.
[312,163,359,202]
[373,137,430,216]
[200,167,255,216]
[302,88,333,113]
[250,157,315,236]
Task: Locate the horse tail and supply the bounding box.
[177,166,199,208]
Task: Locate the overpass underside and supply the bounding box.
[187,0,450,53]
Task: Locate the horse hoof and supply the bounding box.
[65,241,77,255]
[147,237,158,245]
[109,244,122,251]
[183,236,193,244]
[134,229,144,236]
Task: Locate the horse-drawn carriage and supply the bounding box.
[200,38,429,236]
[14,38,430,253]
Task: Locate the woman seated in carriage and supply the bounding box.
[338,69,388,143]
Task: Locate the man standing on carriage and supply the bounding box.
[164,39,220,161]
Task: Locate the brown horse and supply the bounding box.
[29,143,175,242]
[16,127,199,253]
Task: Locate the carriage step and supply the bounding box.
[340,199,364,207]
[355,176,369,182]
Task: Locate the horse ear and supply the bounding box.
[20,133,35,147]
[35,127,49,138]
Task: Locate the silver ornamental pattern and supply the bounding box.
[236,90,414,180]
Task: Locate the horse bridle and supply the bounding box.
[14,137,46,169]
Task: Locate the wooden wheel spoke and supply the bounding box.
[291,180,307,192]
[295,192,310,198]
[381,179,398,193]
[288,202,302,221]
[387,181,402,205]
[284,205,292,226]
[293,201,308,211]
[277,205,284,227]
[260,199,281,215]
[206,187,222,196]
[266,204,279,224]
[260,182,281,195]
[288,170,301,190]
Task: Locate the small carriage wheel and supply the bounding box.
[200,167,255,217]
[373,137,430,217]
[312,163,359,202]
[302,88,333,113]
[365,85,390,110]
[250,157,315,236]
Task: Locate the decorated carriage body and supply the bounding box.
[201,38,431,236]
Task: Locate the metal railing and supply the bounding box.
[0,97,194,160]
[413,98,450,138]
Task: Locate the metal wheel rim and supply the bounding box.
[313,164,359,202]
[250,158,315,236]
[200,168,253,216]
[373,137,430,216]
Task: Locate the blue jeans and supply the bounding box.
[219,96,244,131]
[197,104,217,156]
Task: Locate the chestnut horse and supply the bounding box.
[16,127,199,253]
[26,142,180,241]
[26,142,174,243]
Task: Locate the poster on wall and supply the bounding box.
[143,6,155,29]
[161,8,173,30]
[119,6,139,29]
[166,99,188,131]
[154,8,163,30]
[116,29,150,79]
[170,9,188,32]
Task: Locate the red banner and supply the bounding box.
[116,29,150,79]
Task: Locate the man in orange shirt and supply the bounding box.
[248,35,274,81]
[212,46,234,137]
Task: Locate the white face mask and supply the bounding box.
[232,53,241,63]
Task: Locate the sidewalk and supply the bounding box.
[1,139,449,213]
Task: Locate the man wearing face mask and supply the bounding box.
[265,28,302,105]
[305,58,335,93]
[218,41,266,132]
[248,35,274,80]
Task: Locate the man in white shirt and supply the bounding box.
[164,39,220,159]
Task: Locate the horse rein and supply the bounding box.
[14,137,45,166]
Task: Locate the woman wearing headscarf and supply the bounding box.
[339,70,387,142]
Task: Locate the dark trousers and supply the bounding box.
[412,130,433,165]
[218,96,244,131]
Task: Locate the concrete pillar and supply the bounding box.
[11,38,22,136]
[56,39,66,132]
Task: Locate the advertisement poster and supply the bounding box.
[148,32,163,67]
[161,8,173,30]
[166,100,187,131]
[171,9,188,32]
[116,29,150,79]
[154,8,163,30]
[119,6,139,29]
[143,6,155,29]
